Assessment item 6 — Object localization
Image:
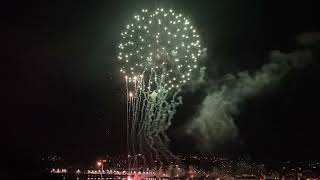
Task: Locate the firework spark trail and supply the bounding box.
[131,80,138,157]
[137,78,149,160]
[118,7,205,168]
[126,79,129,154]
[127,75,183,166]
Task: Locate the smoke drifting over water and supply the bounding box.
[187,34,317,151]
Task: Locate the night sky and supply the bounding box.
[4,0,320,164]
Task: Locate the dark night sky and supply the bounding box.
[3,0,320,164]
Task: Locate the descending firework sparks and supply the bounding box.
[118,8,203,89]
[117,7,205,169]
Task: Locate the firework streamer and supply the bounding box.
[117,7,205,169]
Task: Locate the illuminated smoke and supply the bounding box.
[188,48,313,151]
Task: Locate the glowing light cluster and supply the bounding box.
[118,7,205,167]
[118,8,203,89]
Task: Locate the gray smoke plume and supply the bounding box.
[187,46,314,151]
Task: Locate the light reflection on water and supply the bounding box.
[53,175,165,180]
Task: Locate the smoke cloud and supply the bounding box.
[297,32,320,46]
[187,40,315,151]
